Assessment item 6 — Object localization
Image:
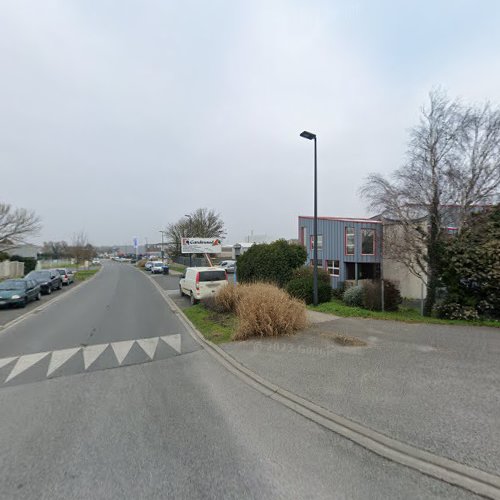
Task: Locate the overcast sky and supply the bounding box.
[1,0,500,246]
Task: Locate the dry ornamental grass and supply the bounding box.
[230,283,307,340]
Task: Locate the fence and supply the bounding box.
[0,261,25,279]
[173,256,207,267]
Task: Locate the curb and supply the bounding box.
[146,274,500,499]
[0,269,102,335]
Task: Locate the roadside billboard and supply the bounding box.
[181,238,222,254]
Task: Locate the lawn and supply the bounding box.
[310,299,500,329]
[183,304,237,343]
[74,269,100,281]
[169,263,186,274]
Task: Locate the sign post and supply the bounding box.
[133,237,138,260]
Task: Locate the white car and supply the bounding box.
[145,261,154,271]
[150,261,167,274]
[92,258,100,265]
[179,267,228,304]
[219,260,236,273]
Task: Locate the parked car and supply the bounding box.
[25,269,63,295]
[56,268,74,285]
[92,258,100,265]
[145,261,154,271]
[0,279,41,308]
[179,267,228,304]
[151,261,169,274]
[219,260,236,273]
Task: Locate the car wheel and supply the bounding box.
[36,292,41,301]
[58,281,63,290]
[190,293,198,305]
[46,287,52,295]
[20,298,28,308]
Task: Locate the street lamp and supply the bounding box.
[300,130,318,306]
[184,214,193,267]
[159,230,166,260]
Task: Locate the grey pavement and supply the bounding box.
[222,315,500,477]
[0,262,483,499]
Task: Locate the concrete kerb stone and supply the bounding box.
[144,272,500,499]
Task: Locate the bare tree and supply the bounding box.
[361,89,500,315]
[42,241,70,259]
[165,208,226,258]
[70,231,96,264]
[0,203,41,248]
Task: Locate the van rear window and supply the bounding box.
[199,271,226,282]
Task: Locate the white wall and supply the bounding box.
[0,261,25,278]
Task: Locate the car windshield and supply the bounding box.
[0,280,25,290]
[56,269,66,275]
[27,271,50,279]
[199,270,226,282]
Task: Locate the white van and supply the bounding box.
[179,267,228,304]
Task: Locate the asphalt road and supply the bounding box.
[0,262,479,499]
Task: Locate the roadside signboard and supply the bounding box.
[133,237,138,249]
[181,237,222,254]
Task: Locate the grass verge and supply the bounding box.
[74,269,100,281]
[310,299,500,329]
[183,304,237,343]
[169,263,186,274]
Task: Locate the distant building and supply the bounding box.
[232,242,255,259]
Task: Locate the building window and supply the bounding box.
[310,259,323,267]
[326,259,340,276]
[361,229,375,255]
[310,234,323,250]
[345,227,355,255]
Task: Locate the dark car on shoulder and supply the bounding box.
[0,279,41,308]
[25,270,63,295]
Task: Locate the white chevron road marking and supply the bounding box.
[0,356,18,369]
[136,337,159,359]
[47,347,81,376]
[111,340,135,364]
[5,352,50,382]
[0,334,185,384]
[82,343,108,370]
[161,334,181,353]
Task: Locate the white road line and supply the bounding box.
[5,352,50,382]
[47,347,81,376]
[111,340,134,364]
[82,343,108,370]
[0,356,17,369]
[136,337,159,359]
[161,334,181,353]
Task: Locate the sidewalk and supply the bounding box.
[221,313,500,477]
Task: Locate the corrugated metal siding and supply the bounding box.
[298,217,382,287]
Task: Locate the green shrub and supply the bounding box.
[343,285,363,307]
[437,302,480,321]
[383,279,402,311]
[331,281,345,300]
[286,267,332,304]
[236,240,307,287]
[360,280,402,311]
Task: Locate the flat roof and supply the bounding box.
[298,216,382,224]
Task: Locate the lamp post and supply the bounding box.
[300,130,318,306]
[184,214,193,267]
[159,230,165,261]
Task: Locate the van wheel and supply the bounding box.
[190,293,198,305]
[179,286,184,297]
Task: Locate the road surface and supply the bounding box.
[0,262,478,499]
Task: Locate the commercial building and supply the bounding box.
[298,216,382,289]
